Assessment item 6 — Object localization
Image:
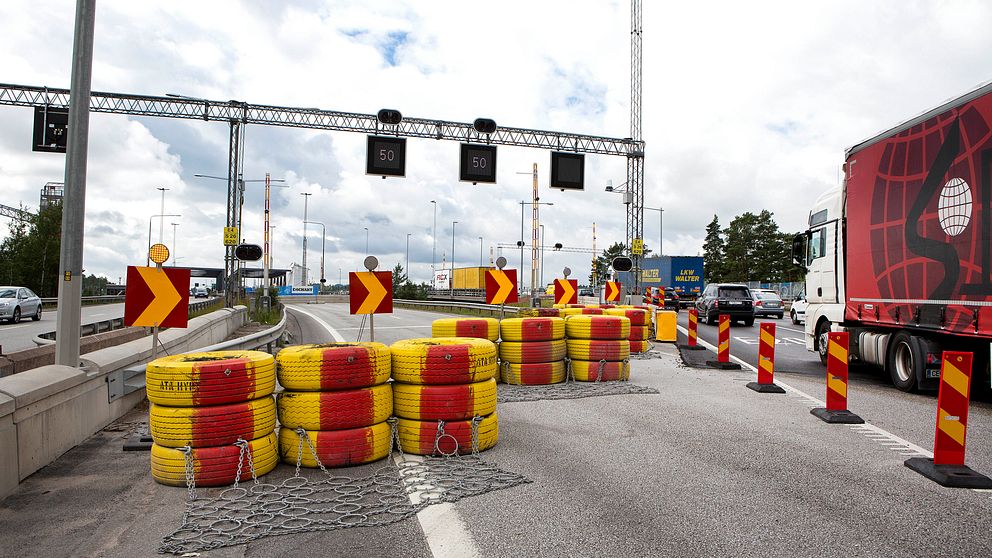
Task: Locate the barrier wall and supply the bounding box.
[0,306,248,499]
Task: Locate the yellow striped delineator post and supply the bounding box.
[746,322,786,394]
[905,351,992,488]
[705,314,741,370]
[810,332,864,424]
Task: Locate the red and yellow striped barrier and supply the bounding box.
[570,359,631,382]
[500,361,567,385]
[516,307,561,318]
[390,338,497,384]
[499,317,565,342]
[276,342,391,391]
[717,315,730,362]
[564,315,631,340]
[392,378,497,421]
[151,432,278,487]
[278,422,391,468]
[277,383,393,431]
[146,351,276,407]
[757,323,776,385]
[687,309,699,347]
[149,395,276,448]
[566,339,630,361]
[396,413,499,456]
[431,317,499,342]
[605,308,650,326]
[826,332,849,411]
[498,340,567,364]
[933,352,973,466]
[561,307,604,317]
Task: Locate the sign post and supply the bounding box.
[487,257,515,321]
[349,256,392,342]
[125,243,190,363]
[554,267,578,305]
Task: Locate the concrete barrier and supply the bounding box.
[0,327,147,378]
[0,306,249,500]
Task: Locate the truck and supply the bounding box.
[616,256,704,306]
[793,81,992,393]
[451,267,489,290]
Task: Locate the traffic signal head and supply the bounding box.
[235,243,263,261]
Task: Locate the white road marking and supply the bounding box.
[336,325,431,331]
[287,306,346,342]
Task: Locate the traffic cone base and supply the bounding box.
[904,457,992,489]
[705,360,742,370]
[679,343,707,351]
[810,407,864,424]
[746,381,785,394]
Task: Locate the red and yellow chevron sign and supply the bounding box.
[124,266,190,328]
[485,269,518,304]
[349,271,393,314]
[554,278,577,305]
[933,351,973,466]
[605,281,621,302]
[757,322,776,384]
[826,332,850,411]
[717,314,730,362]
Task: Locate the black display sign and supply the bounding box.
[366,135,406,177]
[32,106,69,153]
[235,243,263,261]
[550,151,584,190]
[459,143,497,183]
[612,256,633,272]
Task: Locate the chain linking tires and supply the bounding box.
[396,413,499,456]
[151,432,278,487]
[278,422,392,468]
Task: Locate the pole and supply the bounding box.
[540,225,545,288]
[406,233,411,277]
[171,222,178,266]
[263,173,270,298]
[55,0,96,368]
[451,221,457,297]
[157,187,168,244]
[301,192,310,286]
[370,314,375,342]
[531,163,539,296]
[479,236,483,267]
[431,200,437,280]
[365,227,369,257]
[519,201,524,297]
[659,207,664,257]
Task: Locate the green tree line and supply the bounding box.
[702,210,803,283]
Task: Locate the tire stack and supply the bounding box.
[390,338,500,456]
[498,317,567,385]
[275,343,393,468]
[564,315,632,381]
[431,317,499,342]
[518,308,561,318]
[147,351,278,487]
[606,308,651,354]
[561,307,604,318]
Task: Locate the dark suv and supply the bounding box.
[695,283,754,326]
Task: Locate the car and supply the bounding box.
[642,286,680,312]
[790,293,808,325]
[695,283,754,326]
[578,287,595,297]
[752,288,784,319]
[0,286,42,323]
[193,286,209,298]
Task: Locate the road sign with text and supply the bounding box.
[124,266,190,328]
[555,279,578,305]
[223,227,239,246]
[631,238,644,255]
[350,271,393,314]
[485,269,518,304]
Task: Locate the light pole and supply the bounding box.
[304,220,326,289]
[156,187,169,245]
[364,227,369,257]
[300,192,311,285]
[450,221,458,296]
[479,236,483,267]
[147,214,181,266]
[406,233,411,278]
[540,224,545,287]
[430,200,437,282]
[644,206,664,258]
[519,201,553,296]
[170,222,179,267]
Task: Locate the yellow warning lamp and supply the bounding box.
[149,243,170,265]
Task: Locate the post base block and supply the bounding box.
[123,435,153,452]
[705,360,742,370]
[746,381,786,394]
[810,407,865,424]
[904,457,992,489]
[679,344,707,351]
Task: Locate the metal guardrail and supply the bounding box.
[394,299,523,316]
[41,295,124,306]
[33,298,221,346]
[108,310,287,403]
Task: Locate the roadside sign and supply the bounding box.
[32,106,68,153]
[550,151,584,190]
[605,281,621,302]
[350,271,393,314]
[486,269,518,304]
[124,265,190,328]
[366,136,406,177]
[554,278,578,305]
[460,143,497,184]
[631,238,644,255]
[223,227,239,246]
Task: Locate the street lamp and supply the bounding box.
[479,236,484,267]
[539,224,545,287]
[147,214,181,266]
[156,187,169,244]
[170,222,179,267]
[430,200,437,279]
[450,221,458,296]
[364,227,369,257]
[406,233,411,278]
[304,220,326,288]
[300,192,311,285]
[519,201,553,296]
[644,206,664,258]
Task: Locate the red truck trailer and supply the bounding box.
[795,81,992,392]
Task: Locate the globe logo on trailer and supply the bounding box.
[937,177,972,237]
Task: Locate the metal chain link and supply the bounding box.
[470,416,482,455]
[432,420,459,457]
[596,359,607,383]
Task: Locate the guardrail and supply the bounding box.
[41,295,124,307]
[394,298,524,317]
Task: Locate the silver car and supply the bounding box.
[0,286,42,323]
[751,288,784,319]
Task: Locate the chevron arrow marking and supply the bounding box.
[356,272,388,314]
[135,266,182,326]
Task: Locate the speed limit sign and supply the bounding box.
[366,136,407,178]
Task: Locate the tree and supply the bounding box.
[0,203,62,296]
[391,263,408,293]
[702,215,725,283]
[589,242,627,285]
[723,212,762,281]
[390,262,428,300]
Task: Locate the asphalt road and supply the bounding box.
[1,302,990,557]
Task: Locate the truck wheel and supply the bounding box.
[886,331,920,392]
[815,320,831,365]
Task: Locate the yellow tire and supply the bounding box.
[628,325,651,340]
[566,339,630,361]
[501,361,566,385]
[392,378,496,420]
[517,308,561,318]
[499,317,565,342]
[563,315,631,340]
[390,338,497,384]
[276,342,390,391]
[146,351,276,407]
[570,359,631,382]
[277,383,392,431]
[279,422,391,468]
[629,340,650,354]
[499,339,567,364]
[149,395,276,448]
[397,412,499,456]
[633,305,655,324]
[150,431,278,487]
[562,307,604,317]
[605,308,651,326]
[431,317,499,342]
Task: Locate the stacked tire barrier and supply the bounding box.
[276,343,393,468]
[431,317,499,342]
[564,315,632,381]
[390,338,500,455]
[147,351,278,487]
[517,307,561,318]
[499,317,567,385]
[561,307,604,317]
[607,308,651,354]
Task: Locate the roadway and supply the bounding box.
[1,301,990,557]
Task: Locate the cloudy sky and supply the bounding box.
[2,0,992,288]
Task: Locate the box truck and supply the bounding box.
[616,256,703,306]
[794,81,992,392]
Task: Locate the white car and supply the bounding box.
[0,286,42,323]
[790,294,808,325]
